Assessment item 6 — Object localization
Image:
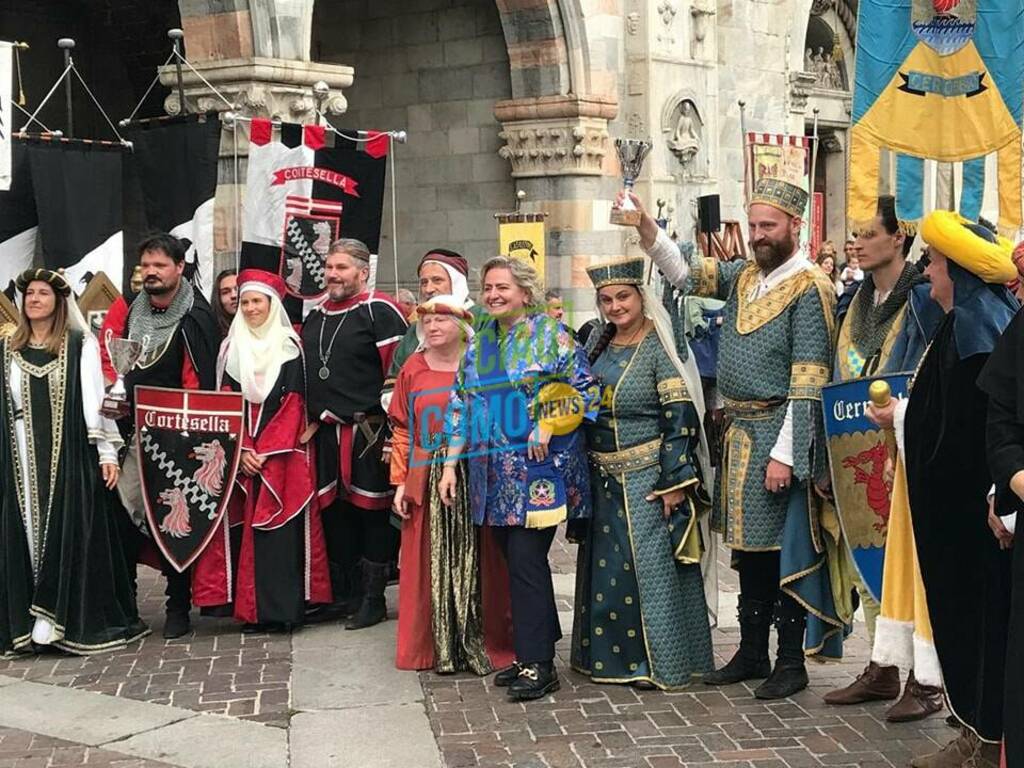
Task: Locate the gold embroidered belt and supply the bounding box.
[722,396,786,420]
[589,438,661,475]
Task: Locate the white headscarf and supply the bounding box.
[219,282,300,404]
[415,293,475,352]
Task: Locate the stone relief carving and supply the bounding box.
[626,12,640,35]
[656,0,678,45]
[810,0,834,15]
[787,70,817,113]
[666,100,702,167]
[689,2,716,58]
[497,119,610,177]
[805,46,845,90]
[627,112,646,138]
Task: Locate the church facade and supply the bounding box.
[4,0,859,311]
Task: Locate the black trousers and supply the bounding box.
[736,549,803,615]
[492,525,561,664]
[119,517,191,614]
[321,500,399,594]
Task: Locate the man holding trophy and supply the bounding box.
[612,159,845,699]
[112,233,219,639]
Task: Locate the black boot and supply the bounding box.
[704,596,772,685]
[163,611,191,639]
[507,662,560,701]
[345,559,389,630]
[754,596,809,700]
[163,569,192,639]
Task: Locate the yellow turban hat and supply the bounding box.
[919,211,1017,284]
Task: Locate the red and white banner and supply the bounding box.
[745,132,814,259]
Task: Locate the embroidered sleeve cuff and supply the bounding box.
[652,476,699,496]
[788,362,829,400]
[657,377,691,405]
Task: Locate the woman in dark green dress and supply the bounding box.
[571,257,716,690]
[0,269,147,656]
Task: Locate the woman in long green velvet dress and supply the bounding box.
[571,257,716,690]
[0,269,147,656]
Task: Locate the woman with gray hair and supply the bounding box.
[439,255,599,700]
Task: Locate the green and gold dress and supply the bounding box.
[571,331,714,688]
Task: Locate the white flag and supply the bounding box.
[0,42,12,192]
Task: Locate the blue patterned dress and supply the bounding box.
[571,333,714,688]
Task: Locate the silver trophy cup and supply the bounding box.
[610,138,653,227]
[101,330,147,419]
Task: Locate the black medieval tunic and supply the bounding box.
[905,312,1011,743]
[978,307,1024,760]
[0,331,148,655]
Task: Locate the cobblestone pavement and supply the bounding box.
[422,536,953,768]
[0,726,175,768]
[0,572,292,728]
[0,537,955,767]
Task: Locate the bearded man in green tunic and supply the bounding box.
[620,178,845,700]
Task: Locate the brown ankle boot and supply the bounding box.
[910,730,977,768]
[823,662,900,705]
[886,671,944,723]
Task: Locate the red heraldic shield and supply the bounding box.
[135,386,244,572]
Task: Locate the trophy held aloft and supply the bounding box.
[610,138,652,227]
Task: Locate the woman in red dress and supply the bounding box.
[388,295,513,672]
[193,269,332,631]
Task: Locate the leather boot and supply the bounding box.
[910,729,977,768]
[163,611,191,639]
[345,559,389,630]
[507,662,560,701]
[703,596,772,686]
[754,597,808,700]
[886,671,944,722]
[823,662,900,705]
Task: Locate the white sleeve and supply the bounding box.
[769,402,795,467]
[80,334,123,464]
[643,228,691,289]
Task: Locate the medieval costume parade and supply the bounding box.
[116,234,220,639]
[388,295,513,673]
[978,264,1024,768]
[447,256,597,700]
[871,212,1017,768]
[637,177,845,700]
[0,269,147,656]
[823,196,945,720]
[192,270,332,629]
[301,239,408,629]
[570,257,715,690]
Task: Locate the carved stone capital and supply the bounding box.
[497,117,610,178]
[494,97,615,178]
[158,56,353,122]
[787,70,818,114]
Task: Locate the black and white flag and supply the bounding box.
[240,119,388,319]
[124,114,220,294]
[0,138,124,296]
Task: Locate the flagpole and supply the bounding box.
[58,38,74,139]
[738,100,749,207]
[809,107,820,253]
[168,29,187,116]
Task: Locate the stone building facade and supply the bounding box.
[4,0,858,311]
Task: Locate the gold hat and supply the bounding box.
[750,178,809,218]
[15,268,71,297]
[586,257,645,289]
[920,211,1016,284]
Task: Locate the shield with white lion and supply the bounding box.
[134,386,244,572]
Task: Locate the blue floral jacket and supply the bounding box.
[449,313,599,527]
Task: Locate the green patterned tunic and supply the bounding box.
[571,332,714,688]
[648,229,846,657]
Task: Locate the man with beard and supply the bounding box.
[620,177,844,699]
[869,212,1017,768]
[117,234,219,639]
[823,195,944,718]
[380,249,480,410]
[302,238,408,629]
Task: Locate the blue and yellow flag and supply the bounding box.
[849,0,1023,234]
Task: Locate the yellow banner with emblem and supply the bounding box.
[497,216,546,279]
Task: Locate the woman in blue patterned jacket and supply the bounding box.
[439,255,598,701]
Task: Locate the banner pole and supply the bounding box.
[168,29,188,116]
[809,107,821,253]
[58,38,74,138]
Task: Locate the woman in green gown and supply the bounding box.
[571,257,716,689]
[0,269,147,656]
